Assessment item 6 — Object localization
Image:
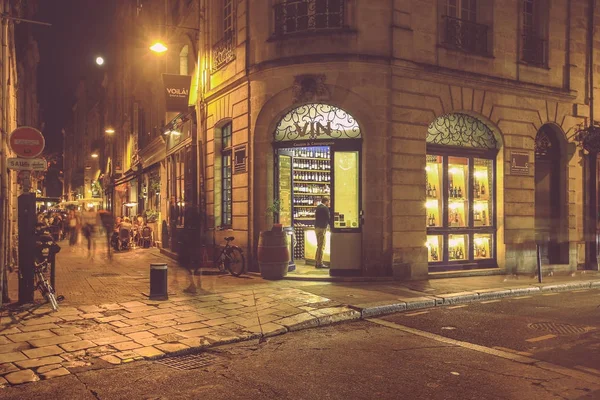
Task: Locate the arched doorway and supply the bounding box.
[534,125,567,264]
[425,113,500,271]
[272,103,363,276]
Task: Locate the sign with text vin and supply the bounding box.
[162,74,192,113]
[510,151,530,176]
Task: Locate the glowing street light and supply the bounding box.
[95,56,105,66]
[149,42,168,53]
[91,152,99,159]
[105,128,115,134]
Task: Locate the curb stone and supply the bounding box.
[440,291,479,305]
[509,287,540,296]
[354,302,407,318]
[540,282,591,292]
[405,297,437,310]
[476,289,512,300]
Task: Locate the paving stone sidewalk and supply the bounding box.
[0,286,360,386]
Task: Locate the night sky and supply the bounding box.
[34,0,115,153]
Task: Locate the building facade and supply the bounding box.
[202,0,599,278]
[95,0,600,280]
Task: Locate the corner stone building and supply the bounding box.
[202,0,599,278]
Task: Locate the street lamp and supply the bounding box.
[149,42,168,53]
[105,128,115,134]
[95,56,105,66]
[91,153,99,159]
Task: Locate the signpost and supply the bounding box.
[9,126,45,158]
[8,158,47,171]
[8,126,46,304]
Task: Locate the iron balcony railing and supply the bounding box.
[274,0,344,37]
[521,32,547,67]
[212,32,236,71]
[443,15,489,55]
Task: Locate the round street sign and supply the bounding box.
[9,126,45,158]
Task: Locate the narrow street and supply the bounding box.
[0,289,598,400]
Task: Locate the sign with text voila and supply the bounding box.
[162,74,192,112]
[8,157,47,171]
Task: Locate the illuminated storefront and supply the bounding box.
[273,103,362,276]
[425,113,499,271]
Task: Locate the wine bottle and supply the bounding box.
[481,246,487,257]
[432,185,437,198]
[482,210,487,225]
[427,183,432,197]
[481,183,485,196]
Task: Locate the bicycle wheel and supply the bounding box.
[225,248,245,277]
[46,287,59,312]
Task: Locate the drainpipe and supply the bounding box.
[0,0,8,306]
[246,0,253,266]
[586,0,597,269]
[198,0,207,241]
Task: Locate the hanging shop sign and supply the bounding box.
[510,151,530,176]
[162,74,192,113]
[9,126,45,158]
[8,157,47,171]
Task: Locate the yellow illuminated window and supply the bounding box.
[334,151,359,229]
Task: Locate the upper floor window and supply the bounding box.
[441,0,489,56]
[224,0,234,39]
[521,0,548,67]
[274,0,344,36]
[212,0,236,71]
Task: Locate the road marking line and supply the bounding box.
[447,305,467,309]
[405,311,429,317]
[480,300,501,304]
[570,290,588,293]
[525,334,557,342]
[493,346,533,357]
[542,293,559,296]
[367,318,600,385]
[513,296,532,299]
[574,365,600,376]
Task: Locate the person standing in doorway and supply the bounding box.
[99,210,115,261]
[314,196,330,269]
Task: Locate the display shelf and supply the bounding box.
[294,168,330,172]
[295,181,329,184]
[293,192,329,195]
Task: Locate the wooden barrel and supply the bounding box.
[257,230,290,280]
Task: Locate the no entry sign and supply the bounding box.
[9,127,45,158]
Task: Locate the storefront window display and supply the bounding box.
[426,113,498,270]
[273,103,362,274]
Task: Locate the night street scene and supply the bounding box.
[0,0,600,399]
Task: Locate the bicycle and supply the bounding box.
[34,227,62,312]
[34,252,59,312]
[214,236,246,277]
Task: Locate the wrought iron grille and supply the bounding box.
[442,15,489,55]
[521,32,547,66]
[212,32,236,71]
[274,0,344,36]
[534,129,555,159]
[427,113,498,149]
[274,103,361,142]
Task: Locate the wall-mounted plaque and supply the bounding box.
[510,151,530,176]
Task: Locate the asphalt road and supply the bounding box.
[2,289,600,400]
[380,287,600,374]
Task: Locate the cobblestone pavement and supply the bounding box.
[1,240,599,387]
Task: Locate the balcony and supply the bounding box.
[273,0,344,37]
[521,32,547,67]
[442,15,489,56]
[212,32,236,72]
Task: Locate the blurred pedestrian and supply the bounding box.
[81,206,98,259]
[67,209,79,250]
[99,210,115,260]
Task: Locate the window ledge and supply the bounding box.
[437,43,495,60]
[267,27,358,43]
[518,60,550,71]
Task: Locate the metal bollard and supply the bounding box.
[149,263,168,300]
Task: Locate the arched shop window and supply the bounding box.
[425,113,499,271]
[273,103,362,271]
